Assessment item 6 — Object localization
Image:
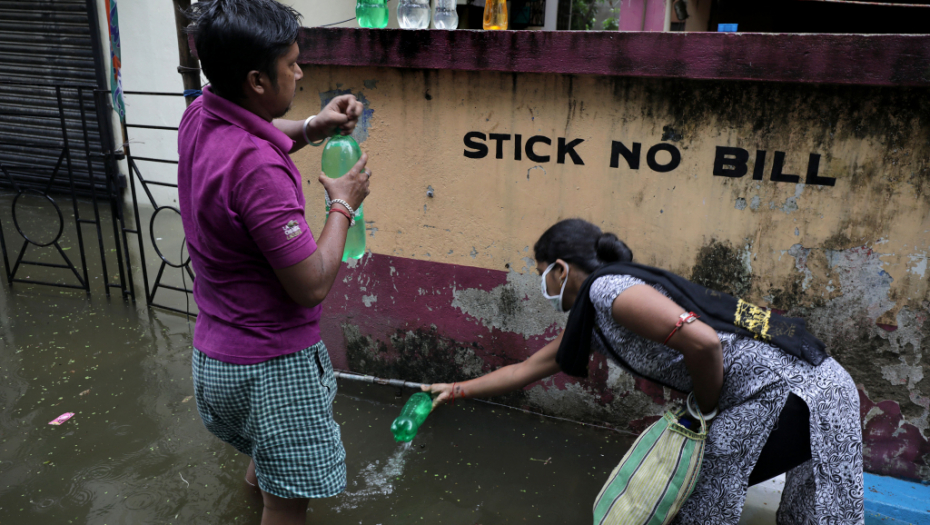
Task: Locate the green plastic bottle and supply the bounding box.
[357,0,389,28]
[321,135,366,262]
[391,392,433,442]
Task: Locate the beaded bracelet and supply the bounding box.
[330,199,355,216]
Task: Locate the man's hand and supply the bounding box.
[273,95,364,153]
[273,152,371,309]
[308,94,364,141]
[319,153,370,211]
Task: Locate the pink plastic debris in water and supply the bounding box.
[48,413,75,426]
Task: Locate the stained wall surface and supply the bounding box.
[288,63,930,481]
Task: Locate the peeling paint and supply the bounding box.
[780,184,805,214]
[451,264,567,339]
[909,253,928,278]
[824,246,895,321]
[882,363,923,389]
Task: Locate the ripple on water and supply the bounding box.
[81,464,113,480]
[110,424,132,437]
[124,490,157,511]
[64,484,92,506]
[157,436,182,455]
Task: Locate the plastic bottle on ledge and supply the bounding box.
[433,0,459,29]
[391,392,434,442]
[321,135,366,261]
[357,0,389,28]
[483,0,508,30]
[397,0,430,29]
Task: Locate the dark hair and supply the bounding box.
[533,218,633,273]
[186,0,301,100]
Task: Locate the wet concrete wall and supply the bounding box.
[286,34,930,481]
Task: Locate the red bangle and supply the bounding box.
[664,312,700,345]
[328,207,352,223]
[451,382,457,406]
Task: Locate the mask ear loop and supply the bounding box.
[541,261,570,311]
[540,262,558,298]
[556,262,569,312]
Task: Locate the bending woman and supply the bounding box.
[424,218,864,525]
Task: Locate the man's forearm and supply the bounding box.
[303,213,351,304]
[273,117,328,154]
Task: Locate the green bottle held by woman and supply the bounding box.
[322,135,366,261]
[391,392,434,442]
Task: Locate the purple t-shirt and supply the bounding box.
[177,87,321,364]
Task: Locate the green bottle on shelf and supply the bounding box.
[321,134,366,262]
[357,0,389,28]
[391,392,433,442]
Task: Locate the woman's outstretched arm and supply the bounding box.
[423,331,564,408]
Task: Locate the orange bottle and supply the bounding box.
[483,0,508,30]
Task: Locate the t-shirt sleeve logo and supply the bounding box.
[283,220,303,240]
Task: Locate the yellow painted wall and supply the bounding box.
[291,66,930,314]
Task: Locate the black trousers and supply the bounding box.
[747,393,813,486]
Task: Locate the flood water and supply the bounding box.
[0,195,635,524]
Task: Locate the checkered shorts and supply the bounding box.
[192,342,346,499]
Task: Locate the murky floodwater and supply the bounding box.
[0,195,634,524]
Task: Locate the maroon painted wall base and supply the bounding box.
[296,28,930,87]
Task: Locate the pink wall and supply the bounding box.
[618,0,667,32]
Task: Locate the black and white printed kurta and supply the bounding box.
[590,275,864,525]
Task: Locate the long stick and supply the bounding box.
[333,370,637,435]
[334,370,425,390]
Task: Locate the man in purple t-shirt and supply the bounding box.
[178,1,370,522]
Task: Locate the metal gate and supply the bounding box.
[0,0,133,297]
[0,81,132,296]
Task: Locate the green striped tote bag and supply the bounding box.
[593,409,707,525]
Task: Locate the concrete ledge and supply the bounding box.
[294,28,930,87]
[864,473,930,525]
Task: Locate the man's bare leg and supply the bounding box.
[246,459,259,488]
[261,490,310,525]
[243,458,265,511]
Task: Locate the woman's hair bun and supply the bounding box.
[595,232,633,263]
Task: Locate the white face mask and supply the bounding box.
[541,262,569,312]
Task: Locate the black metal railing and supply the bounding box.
[0,83,131,296]
[122,89,195,317]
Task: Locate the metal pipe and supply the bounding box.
[172,0,202,105]
[333,371,425,390]
[332,370,638,435]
